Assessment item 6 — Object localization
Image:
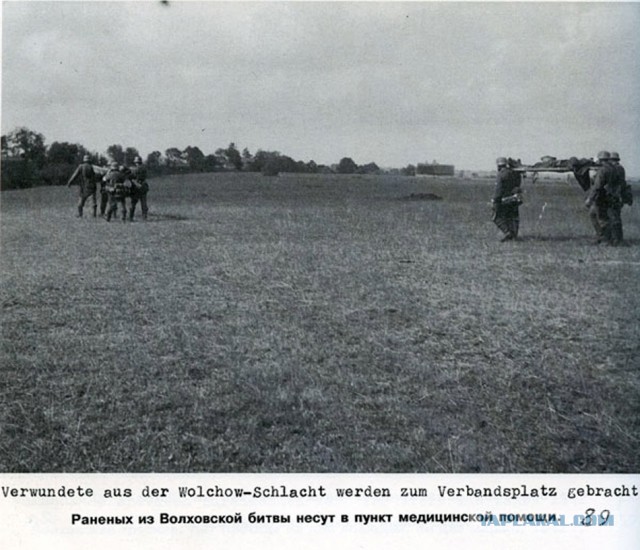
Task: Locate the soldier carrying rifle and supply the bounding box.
[492,157,523,242]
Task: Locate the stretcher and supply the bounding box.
[508,157,598,191]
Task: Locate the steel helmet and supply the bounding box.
[496,157,508,166]
[110,161,119,169]
[83,154,90,162]
[610,151,620,161]
[134,156,142,164]
[597,150,610,161]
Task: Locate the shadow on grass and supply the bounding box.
[145,212,189,222]
[521,235,640,246]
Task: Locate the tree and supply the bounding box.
[248,150,280,173]
[1,127,47,189]
[278,155,298,173]
[183,146,205,171]
[47,141,88,165]
[401,164,416,176]
[1,135,8,159]
[241,147,253,171]
[146,151,163,169]
[337,157,358,174]
[262,157,280,176]
[106,144,125,165]
[225,142,243,171]
[202,154,218,171]
[357,162,380,175]
[94,153,109,166]
[124,147,140,165]
[164,147,184,167]
[5,127,46,167]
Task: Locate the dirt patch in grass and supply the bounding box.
[399,192,443,201]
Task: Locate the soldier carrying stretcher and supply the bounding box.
[492,156,523,242]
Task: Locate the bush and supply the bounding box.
[261,159,280,177]
[1,160,40,190]
[39,163,76,186]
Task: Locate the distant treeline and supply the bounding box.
[1,126,418,190]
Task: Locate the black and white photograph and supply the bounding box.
[2,0,639,483]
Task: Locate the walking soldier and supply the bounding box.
[610,151,633,244]
[129,156,149,221]
[67,154,97,218]
[99,161,120,217]
[492,157,523,241]
[103,165,129,222]
[585,150,624,245]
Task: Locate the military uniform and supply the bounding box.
[610,153,632,243]
[99,170,115,217]
[492,160,522,241]
[129,160,149,221]
[67,160,97,217]
[586,153,623,245]
[104,169,129,222]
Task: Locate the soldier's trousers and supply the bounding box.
[589,201,609,242]
[99,189,110,216]
[106,196,127,222]
[129,193,148,220]
[77,189,97,217]
[493,204,519,239]
[607,203,623,244]
[590,200,622,243]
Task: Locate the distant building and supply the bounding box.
[416,160,454,176]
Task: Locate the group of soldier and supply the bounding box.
[585,151,632,246]
[492,151,633,245]
[67,155,149,222]
[68,149,631,241]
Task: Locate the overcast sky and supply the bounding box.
[2,1,639,174]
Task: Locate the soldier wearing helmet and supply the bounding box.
[99,161,121,217]
[585,150,623,245]
[492,156,522,241]
[129,156,149,221]
[103,163,130,222]
[609,151,632,243]
[67,153,97,218]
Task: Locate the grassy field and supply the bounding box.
[1,172,639,473]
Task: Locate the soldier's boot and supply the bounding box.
[92,205,97,218]
[510,219,519,239]
[610,223,622,246]
[496,219,513,241]
[602,224,613,244]
[618,225,626,245]
[77,206,83,218]
[128,207,135,222]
